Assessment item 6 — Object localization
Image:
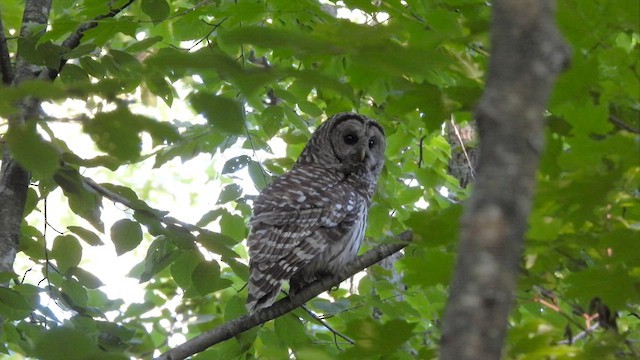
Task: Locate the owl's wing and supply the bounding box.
[248,188,358,263]
[246,169,361,312]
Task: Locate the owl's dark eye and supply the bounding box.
[343,134,358,145]
[368,138,376,149]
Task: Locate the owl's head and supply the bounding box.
[296,113,386,178]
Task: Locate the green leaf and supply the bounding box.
[220,26,336,57]
[405,205,462,246]
[146,75,174,106]
[141,0,170,24]
[170,251,202,290]
[189,93,245,134]
[110,219,143,256]
[297,100,323,117]
[79,56,107,78]
[68,267,104,289]
[0,287,32,321]
[343,319,416,357]
[6,122,59,179]
[83,107,142,161]
[139,236,179,282]
[60,278,89,310]
[220,213,247,242]
[197,231,240,259]
[248,160,271,191]
[191,261,232,295]
[54,167,104,231]
[398,247,454,288]
[217,184,243,204]
[67,225,104,246]
[196,209,225,227]
[275,314,308,347]
[125,35,163,52]
[34,327,100,360]
[565,266,639,309]
[222,155,252,174]
[51,235,82,274]
[59,63,90,85]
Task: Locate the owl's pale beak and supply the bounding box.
[359,147,366,161]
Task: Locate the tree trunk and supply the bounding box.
[0,0,53,275]
[439,1,570,359]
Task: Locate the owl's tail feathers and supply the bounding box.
[246,266,286,314]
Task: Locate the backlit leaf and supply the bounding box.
[190,93,245,134]
[110,219,142,256]
[51,235,82,274]
[217,184,243,204]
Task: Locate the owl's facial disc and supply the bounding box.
[327,116,385,174]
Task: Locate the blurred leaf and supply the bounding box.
[125,35,163,52]
[343,319,415,357]
[83,108,142,161]
[34,327,100,360]
[398,247,455,288]
[110,219,143,256]
[141,0,170,24]
[405,205,462,246]
[0,287,32,321]
[190,93,245,134]
[51,235,82,274]
[54,167,104,231]
[6,122,59,180]
[565,266,639,309]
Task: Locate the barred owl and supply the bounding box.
[246,112,386,313]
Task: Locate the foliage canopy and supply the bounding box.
[0,0,638,358]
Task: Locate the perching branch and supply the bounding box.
[439,1,570,359]
[155,231,413,360]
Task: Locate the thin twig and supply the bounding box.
[417,135,427,168]
[449,118,476,180]
[608,114,639,134]
[557,323,599,345]
[280,290,355,347]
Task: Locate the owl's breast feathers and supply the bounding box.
[248,166,366,255]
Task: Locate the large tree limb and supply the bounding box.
[439,1,570,359]
[155,231,413,360]
[0,0,52,277]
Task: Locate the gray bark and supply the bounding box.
[439,1,570,359]
[0,0,52,276]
